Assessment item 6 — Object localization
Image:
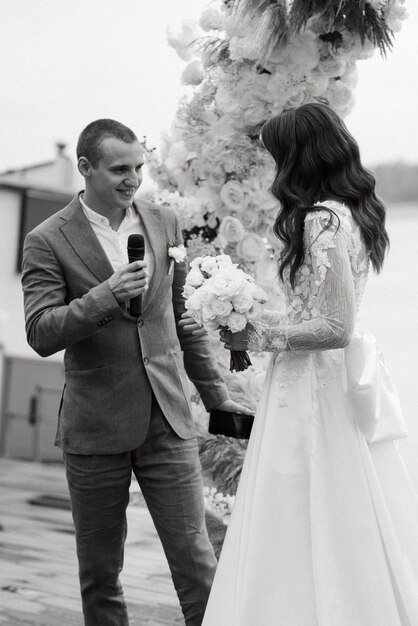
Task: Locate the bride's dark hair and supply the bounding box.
[260,103,389,287]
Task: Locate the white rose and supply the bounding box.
[227,311,248,333]
[320,57,347,78]
[237,233,267,263]
[212,298,234,317]
[219,216,245,243]
[240,208,261,230]
[220,181,247,213]
[181,61,204,86]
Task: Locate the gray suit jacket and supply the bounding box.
[21,195,229,454]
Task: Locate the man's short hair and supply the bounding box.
[76,119,138,167]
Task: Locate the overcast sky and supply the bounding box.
[0,0,416,174]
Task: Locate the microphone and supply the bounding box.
[127,234,145,317]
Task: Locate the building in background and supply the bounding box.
[0,144,80,462]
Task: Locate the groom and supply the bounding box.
[21,119,247,626]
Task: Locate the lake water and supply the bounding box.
[361,204,418,486]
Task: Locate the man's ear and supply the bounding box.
[77,156,92,178]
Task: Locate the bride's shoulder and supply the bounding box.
[306,200,351,228]
[304,201,351,245]
[311,200,351,219]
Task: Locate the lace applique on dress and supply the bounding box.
[248,202,368,398]
[273,353,311,407]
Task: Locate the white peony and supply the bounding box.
[232,292,253,314]
[211,270,245,300]
[212,298,234,317]
[168,244,187,263]
[228,311,248,333]
[187,267,205,288]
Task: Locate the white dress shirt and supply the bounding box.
[79,195,154,289]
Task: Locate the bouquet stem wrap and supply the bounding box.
[230,349,252,372]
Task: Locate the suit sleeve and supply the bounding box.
[21,229,123,357]
[170,215,230,410]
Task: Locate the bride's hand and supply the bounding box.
[219,327,250,351]
[178,312,206,337]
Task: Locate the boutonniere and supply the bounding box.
[168,243,187,274]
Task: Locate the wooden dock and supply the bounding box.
[0,458,183,625]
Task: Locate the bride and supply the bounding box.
[202,103,418,625]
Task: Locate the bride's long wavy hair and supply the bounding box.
[260,103,389,287]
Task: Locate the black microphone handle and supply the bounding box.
[130,292,141,317]
[127,235,145,317]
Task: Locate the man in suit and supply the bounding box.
[21,119,248,626]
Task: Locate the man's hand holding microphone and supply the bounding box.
[108,259,148,311]
[108,233,147,316]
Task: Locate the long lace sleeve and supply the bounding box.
[249,209,356,353]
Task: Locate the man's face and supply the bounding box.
[81,136,144,211]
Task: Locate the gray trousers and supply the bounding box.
[64,396,217,626]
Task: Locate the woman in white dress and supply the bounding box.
[202,103,418,626]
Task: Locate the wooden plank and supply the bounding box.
[0,458,183,625]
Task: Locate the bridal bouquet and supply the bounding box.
[183,255,268,372]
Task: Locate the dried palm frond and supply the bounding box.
[253,3,289,63]
[199,435,247,495]
[232,0,277,19]
[290,0,393,56]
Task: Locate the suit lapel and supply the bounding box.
[59,196,115,283]
[136,201,168,314]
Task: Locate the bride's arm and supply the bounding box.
[246,210,356,353]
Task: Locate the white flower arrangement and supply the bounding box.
[204,486,235,525]
[146,0,407,395]
[183,254,268,371]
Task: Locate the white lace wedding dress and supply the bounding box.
[202,201,418,626]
